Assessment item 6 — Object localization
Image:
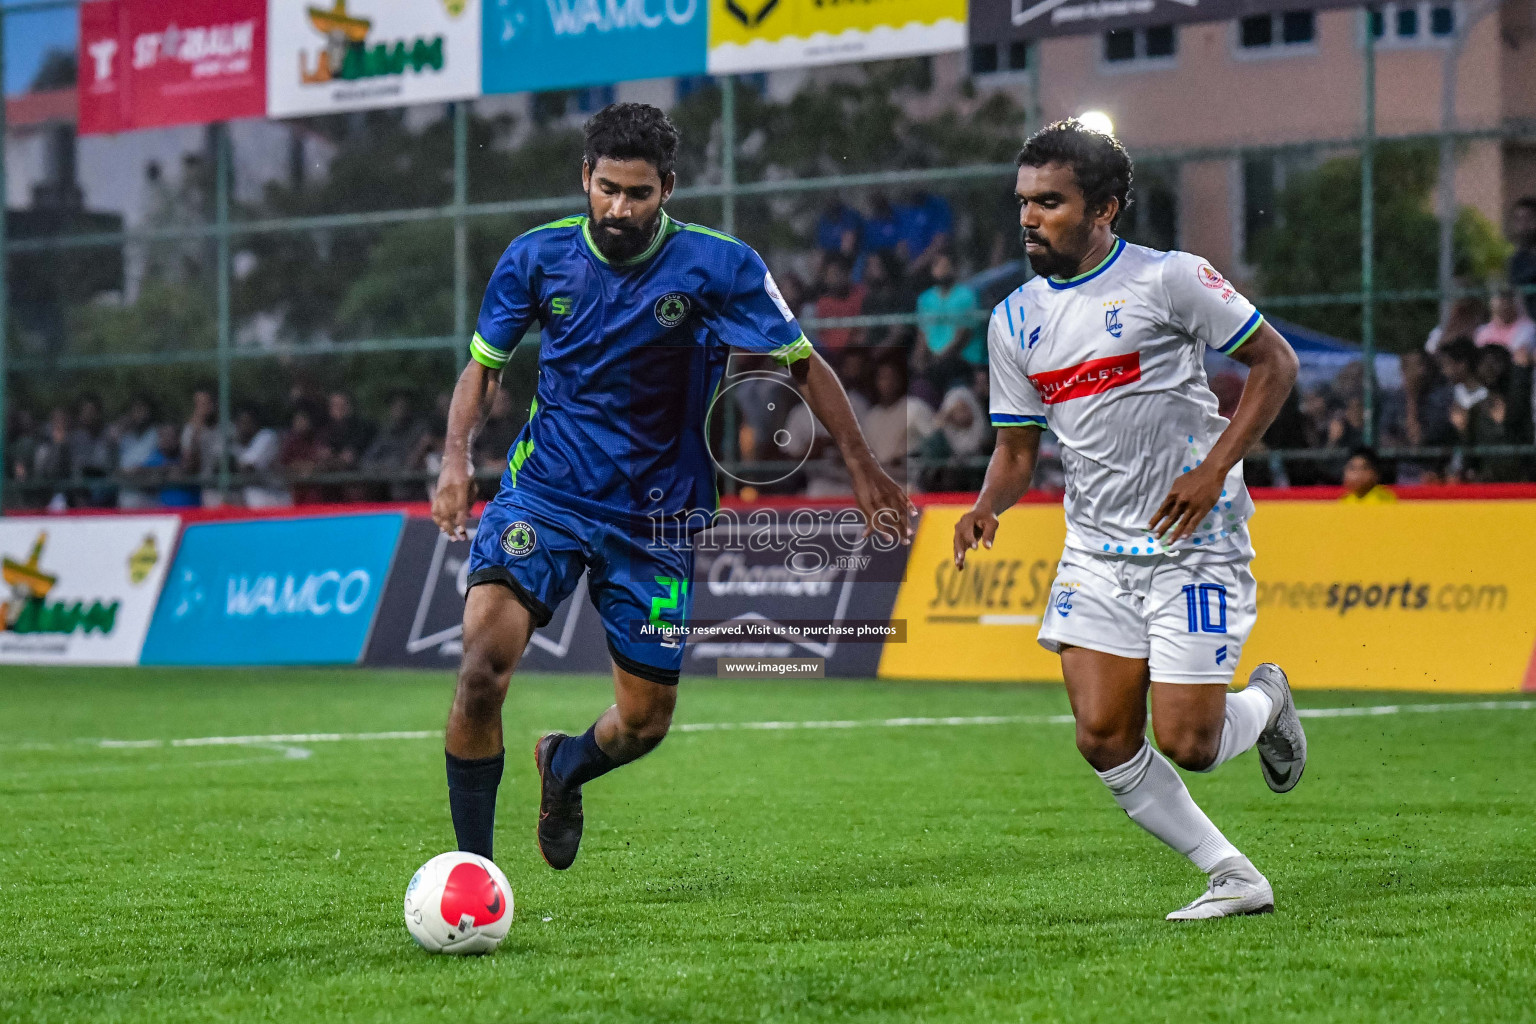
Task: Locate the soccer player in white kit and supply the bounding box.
[954,121,1310,920]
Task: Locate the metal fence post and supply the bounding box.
[215,121,233,497]
[1361,7,1378,447]
[0,7,8,513]
[1437,0,1503,321]
[1027,42,1043,133]
[453,100,469,370]
[721,75,737,235]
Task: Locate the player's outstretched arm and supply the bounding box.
[954,426,1041,570]
[1149,322,1298,541]
[789,351,916,544]
[432,359,501,540]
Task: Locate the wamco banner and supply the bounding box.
[142,513,404,666]
[968,0,1361,44]
[0,516,180,665]
[881,501,1536,692]
[364,516,612,674]
[708,0,966,74]
[79,0,267,135]
[267,0,481,118]
[483,0,706,94]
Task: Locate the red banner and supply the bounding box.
[79,0,267,135]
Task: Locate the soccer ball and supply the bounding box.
[403,852,514,954]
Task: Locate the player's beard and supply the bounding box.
[587,199,661,263]
[1022,222,1093,280]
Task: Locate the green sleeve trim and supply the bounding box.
[769,335,813,366]
[1218,311,1264,356]
[991,414,1046,428]
[470,332,510,369]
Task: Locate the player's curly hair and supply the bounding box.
[1016,119,1134,229]
[583,103,681,180]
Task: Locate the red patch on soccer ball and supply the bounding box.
[439,862,507,928]
[1197,264,1225,289]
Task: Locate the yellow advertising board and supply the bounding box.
[879,501,1536,693]
[707,0,967,74]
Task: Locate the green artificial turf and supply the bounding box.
[1,668,1533,1023]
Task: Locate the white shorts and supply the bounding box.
[1036,547,1257,684]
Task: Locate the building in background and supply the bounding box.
[972,2,1536,282]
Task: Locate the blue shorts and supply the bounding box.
[466,488,694,685]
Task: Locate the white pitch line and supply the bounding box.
[55,700,1536,751]
[94,730,438,750]
[1296,699,1536,718]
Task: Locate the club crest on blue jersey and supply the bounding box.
[500,521,537,557]
[1103,301,1125,339]
[654,292,691,328]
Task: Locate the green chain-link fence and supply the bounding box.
[4,1,1534,508]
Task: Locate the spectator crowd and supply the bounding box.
[4,385,461,511]
[6,194,1536,509]
[1253,195,1536,487]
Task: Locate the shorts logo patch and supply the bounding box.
[1215,645,1229,665]
[1053,586,1077,617]
[500,521,537,557]
[654,292,691,328]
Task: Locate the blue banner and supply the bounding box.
[142,513,405,666]
[482,0,706,95]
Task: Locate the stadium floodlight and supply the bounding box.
[1076,110,1115,137]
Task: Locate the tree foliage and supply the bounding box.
[1253,142,1503,352]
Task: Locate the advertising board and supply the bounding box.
[142,513,404,666]
[268,0,481,118]
[363,516,612,674]
[0,516,181,665]
[483,0,706,94]
[79,0,267,135]
[881,501,1536,692]
[708,0,965,74]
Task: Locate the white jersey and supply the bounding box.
[988,238,1265,562]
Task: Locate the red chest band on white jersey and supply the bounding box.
[1027,351,1142,405]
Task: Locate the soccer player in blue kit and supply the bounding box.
[431,104,913,870]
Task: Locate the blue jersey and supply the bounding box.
[470,211,811,527]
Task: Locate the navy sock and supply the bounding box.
[549,724,620,789]
[446,749,504,860]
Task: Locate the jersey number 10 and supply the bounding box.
[1181,583,1228,634]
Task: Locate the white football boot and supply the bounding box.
[1245,663,1308,793]
[1167,856,1275,921]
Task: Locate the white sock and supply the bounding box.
[1096,741,1244,874]
[1200,685,1275,773]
